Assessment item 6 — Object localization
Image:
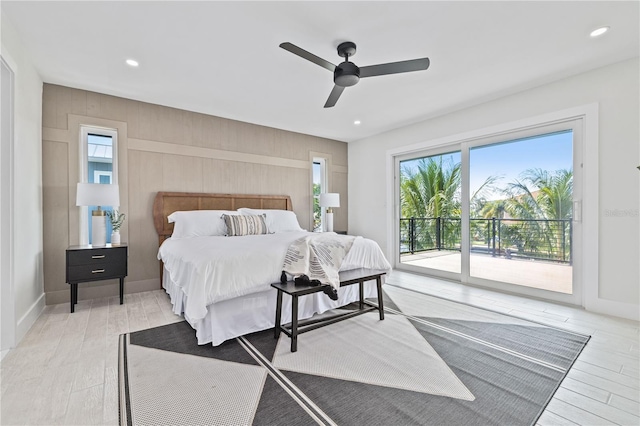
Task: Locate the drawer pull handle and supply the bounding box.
[91,269,105,274]
[91,255,106,259]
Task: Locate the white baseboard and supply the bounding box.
[15,292,46,345]
[586,297,639,322]
[0,349,9,362]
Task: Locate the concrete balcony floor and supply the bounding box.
[400,251,572,294]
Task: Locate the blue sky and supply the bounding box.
[401,130,573,200]
[470,131,573,199]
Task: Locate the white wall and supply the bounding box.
[349,58,639,320]
[1,12,45,345]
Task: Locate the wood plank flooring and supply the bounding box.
[0,271,638,425]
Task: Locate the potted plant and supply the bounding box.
[107,209,126,245]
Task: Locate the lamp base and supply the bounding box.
[326,212,334,233]
[91,215,107,247]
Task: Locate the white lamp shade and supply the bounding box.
[76,183,120,207]
[319,193,340,208]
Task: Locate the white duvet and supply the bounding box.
[158,231,391,323]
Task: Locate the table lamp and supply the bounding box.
[319,193,340,232]
[76,183,120,247]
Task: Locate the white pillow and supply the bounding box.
[168,210,239,239]
[237,208,304,233]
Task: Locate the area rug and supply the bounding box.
[118,285,589,426]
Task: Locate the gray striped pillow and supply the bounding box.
[222,214,268,236]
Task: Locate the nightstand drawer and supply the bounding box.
[67,262,127,283]
[66,244,128,313]
[67,247,126,266]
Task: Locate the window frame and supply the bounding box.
[312,157,328,232]
[79,125,118,245]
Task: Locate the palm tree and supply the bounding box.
[400,157,461,251]
[400,157,502,251]
[504,168,572,220]
[478,199,507,219]
[400,157,461,219]
[503,168,573,259]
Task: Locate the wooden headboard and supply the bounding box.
[152,191,293,245]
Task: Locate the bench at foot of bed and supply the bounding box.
[271,268,386,352]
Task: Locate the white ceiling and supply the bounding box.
[2,1,638,143]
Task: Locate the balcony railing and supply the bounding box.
[400,217,572,264]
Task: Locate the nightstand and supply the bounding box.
[66,244,128,313]
[335,230,347,235]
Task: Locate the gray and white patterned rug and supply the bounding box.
[118,285,589,426]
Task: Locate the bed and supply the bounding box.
[153,192,391,346]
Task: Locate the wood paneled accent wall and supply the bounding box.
[41,84,348,304]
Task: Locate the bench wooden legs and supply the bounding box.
[274,289,283,339]
[376,275,385,320]
[274,290,299,352]
[273,274,386,353]
[291,295,298,352]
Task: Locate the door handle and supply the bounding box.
[573,200,582,223]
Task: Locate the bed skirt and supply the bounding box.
[162,267,379,346]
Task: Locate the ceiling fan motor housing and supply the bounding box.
[334,62,360,87]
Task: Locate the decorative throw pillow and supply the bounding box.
[237,208,305,233]
[222,214,268,236]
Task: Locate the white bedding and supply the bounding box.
[162,267,380,345]
[158,231,391,326]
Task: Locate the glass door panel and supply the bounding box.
[399,151,462,275]
[468,131,573,293]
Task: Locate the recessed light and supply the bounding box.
[353,120,361,125]
[126,59,139,67]
[590,26,609,37]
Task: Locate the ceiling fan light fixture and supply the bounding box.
[126,59,139,67]
[590,26,609,37]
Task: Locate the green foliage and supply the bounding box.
[312,183,321,232]
[107,209,126,231]
[503,168,573,221]
[399,161,573,262]
[400,157,462,250]
[500,168,573,259]
[400,157,461,219]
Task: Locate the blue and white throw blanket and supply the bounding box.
[283,233,356,289]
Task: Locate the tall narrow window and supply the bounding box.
[312,157,327,232]
[80,126,118,244]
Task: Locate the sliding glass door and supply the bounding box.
[468,130,574,294]
[398,149,462,278]
[396,119,582,304]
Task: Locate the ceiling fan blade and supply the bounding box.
[280,42,336,72]
[324,85,345,108]
[360,57,430,78]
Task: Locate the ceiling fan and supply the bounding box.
[280,41,430,108]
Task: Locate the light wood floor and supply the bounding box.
[1,271,638,425]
